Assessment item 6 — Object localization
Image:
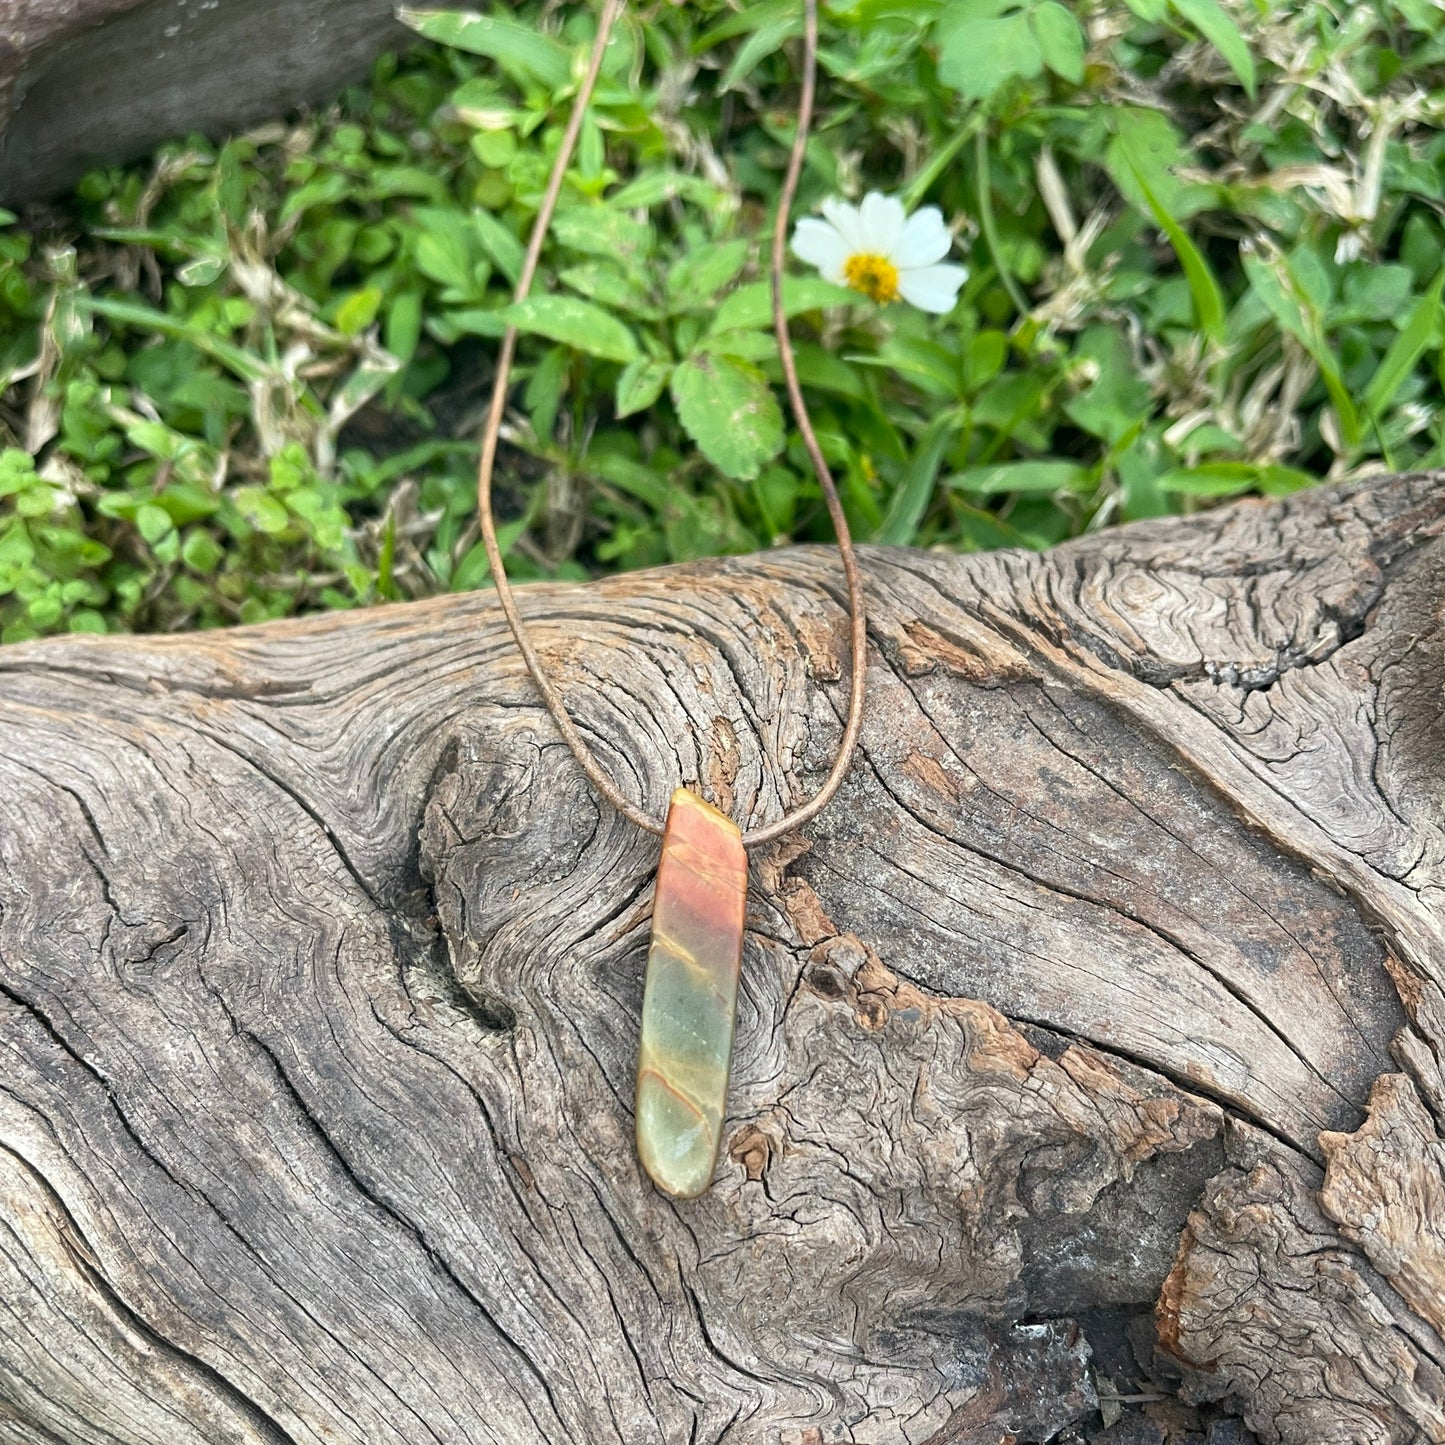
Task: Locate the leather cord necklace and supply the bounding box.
[476,0,866,1198]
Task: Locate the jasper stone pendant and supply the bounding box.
[635,788,747,1199]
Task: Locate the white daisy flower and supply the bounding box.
[791,191,967,314]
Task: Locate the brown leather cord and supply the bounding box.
[475,0,867,848]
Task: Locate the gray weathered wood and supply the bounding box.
[1,477,1443,1442]
[0,0,408,202]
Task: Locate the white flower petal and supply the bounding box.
[790,218,850,281]
[894,207,952,268]
[858,191,907,253]
[897,262,968,314]
[819,196,866,253]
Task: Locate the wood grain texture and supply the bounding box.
[0,476,1442,1442]
[1322,1072,1445,1341]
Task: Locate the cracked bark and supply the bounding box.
[1,476,1443,1443]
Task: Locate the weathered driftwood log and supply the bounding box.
[0,0,407,203]
[1,476,1443,1444]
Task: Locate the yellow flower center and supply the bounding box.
[843,252,900,304]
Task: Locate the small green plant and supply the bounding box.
[0,447,111,635]
[2,0,1444,641]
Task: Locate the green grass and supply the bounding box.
[2,0,1444,641]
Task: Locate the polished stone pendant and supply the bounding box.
[635,787,747,1199]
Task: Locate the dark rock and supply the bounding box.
[1090,1417,1165,1445]
[0,0,409,202]
[1206,1421,1259,1445]
[1019,1135,1228,1314]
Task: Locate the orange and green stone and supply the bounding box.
[635,787,747,1199]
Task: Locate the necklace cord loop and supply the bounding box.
[476,0,867,848]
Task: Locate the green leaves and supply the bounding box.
[1156,462,1313,497]
[0,449,112,641]
[615,358,673,419]
[936,0,1086,101]
[1106,107,1207,221]
[667,240,750,306]
[1363,270,1445,418]
[397,9,571,87]
[1241,245,1361,451]
[938,11,1040,101]
[1032,2,1085,83]
[875,418,956,546]
[1170,0,1256,97]
[709,276,854,334]
[499,295,640,362]
[335,286,384,336]
[1125,157,1226,345]
[952,460,1093,494]
[670,355,784,481]
[11,0,1445,642]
